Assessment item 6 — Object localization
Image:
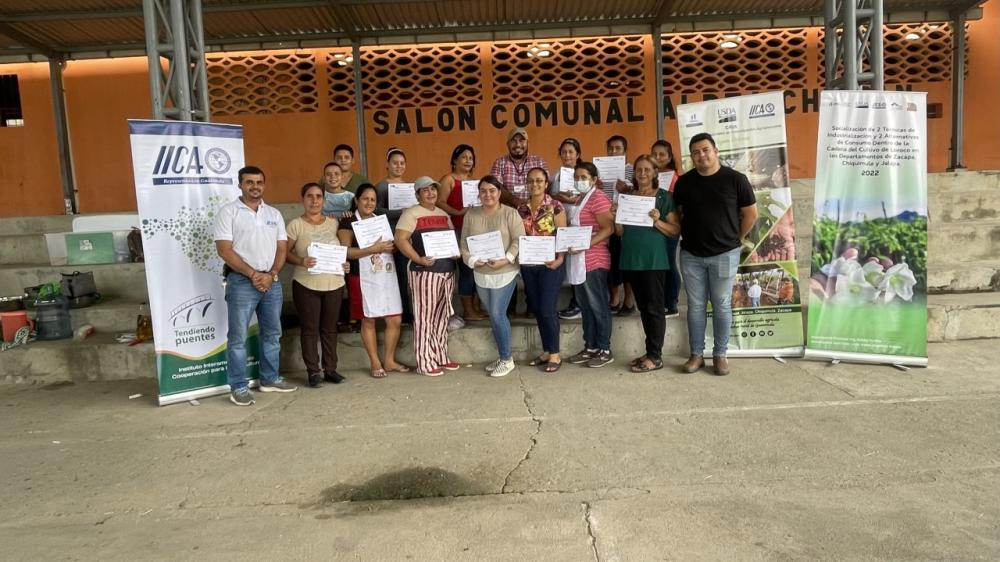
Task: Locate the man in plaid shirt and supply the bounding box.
[489,127,549,207]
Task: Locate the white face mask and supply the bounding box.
[574,180,592,194]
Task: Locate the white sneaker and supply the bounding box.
[483,358,502,372]
[489,358,515,378]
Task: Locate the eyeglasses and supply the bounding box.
[526,178,547,184]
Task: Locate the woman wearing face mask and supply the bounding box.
[548,138,584,321]
[615,155,680,373]
[460,175,526,378]
[374,147,414,324]
[321,162,355,220]
[517,167,566,373]
[565,162,616,368]
[338,184,410,379]
[285,182,350,387]
[651,140,681,318]
[436,144,488,322]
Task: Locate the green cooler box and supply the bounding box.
[65,232,116,265]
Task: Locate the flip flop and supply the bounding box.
[385,364,412,373]
[528,354,550,367]
[370,368,387,378]
[544,361,562,373]
[630,358,663,373]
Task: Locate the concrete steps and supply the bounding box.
[3,291,996,385]
[0,315,686,385]
[0,234,50,265]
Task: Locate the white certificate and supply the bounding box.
[558,167,575,193]
[351,214,393,249]
[387,183,417,210]
[555,226,592,252]
[615,194,656,227]
[461,180,481,207]
[657,171,675,191]
[466,230,506,261]
[593,155,626,182]
[306,242,347,275]
[518,236,555,265]
[421,230,460,258]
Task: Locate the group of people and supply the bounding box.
[212,128,757,407]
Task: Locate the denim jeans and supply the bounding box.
[521,264,565,354]
[225,273,283,390]
[663,236,681,311]
[680,247,740,357]
[573,268,612,351]
[476,277,517,360]
[457,261,476,297]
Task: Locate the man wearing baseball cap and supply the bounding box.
[488,127,549,207]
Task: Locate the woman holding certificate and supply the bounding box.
[285,182,349,387]
[615,155,680,373]
[652,140,682,318]
[460,175,526,378]
[566,162,616,368]
[337,184,410,379]
[435,144,488,322]
[395,177,462,377]
[517,168,566,372]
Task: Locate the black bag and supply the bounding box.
[61,271,98,298]
[127,227,145,262]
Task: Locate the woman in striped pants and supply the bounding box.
[393,176,462,376]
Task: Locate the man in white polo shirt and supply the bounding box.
[214,165,296,405]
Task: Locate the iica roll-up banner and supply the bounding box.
[128,120,254,405]
[677,92,805,357]
[805,91,928,366]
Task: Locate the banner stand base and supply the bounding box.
[804,349,928,368]
[726,346,804,359]
[158,380,259,407]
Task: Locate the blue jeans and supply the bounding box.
[457,261,476,297]
[750,297,760,307]
[225,273,283,390]
[680,247,740,357]
[663,236,681,311]
[573,268,612,351]
[476,277,517,360]
[521,264,564,353]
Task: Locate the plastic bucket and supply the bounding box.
[0,311,33,343]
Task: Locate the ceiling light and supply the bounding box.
[721,40,739,49]
[723,33,741,40]
[537,50,551,57]
[905,32,921,40]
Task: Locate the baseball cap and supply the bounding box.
[414,176,439,192]
[507,127,528,142]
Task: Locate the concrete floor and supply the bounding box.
[1,341,998,561]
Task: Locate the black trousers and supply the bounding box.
[292,280,343,374]
[626,270,666,360]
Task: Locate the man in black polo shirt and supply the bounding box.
[669,133,758,376]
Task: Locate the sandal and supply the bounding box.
[544,361,562,373]
[630,358,663,373]
[629,355,648,367]
[370,368,387,378]
[528,354,550,367]
[385,363,412,373]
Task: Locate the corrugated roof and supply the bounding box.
[0,0,986,59]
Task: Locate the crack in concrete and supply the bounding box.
[581,501,601,562]
[501,368,542,494]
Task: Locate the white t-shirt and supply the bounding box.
[213,198,287,272]
[748,284,762,299]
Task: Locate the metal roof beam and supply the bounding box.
[0,1,331,23]
[0,22,63,58]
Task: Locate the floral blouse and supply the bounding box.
[517,194,564,236]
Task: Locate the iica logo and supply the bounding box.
[152,145,233,186]
[748,103,776,119]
